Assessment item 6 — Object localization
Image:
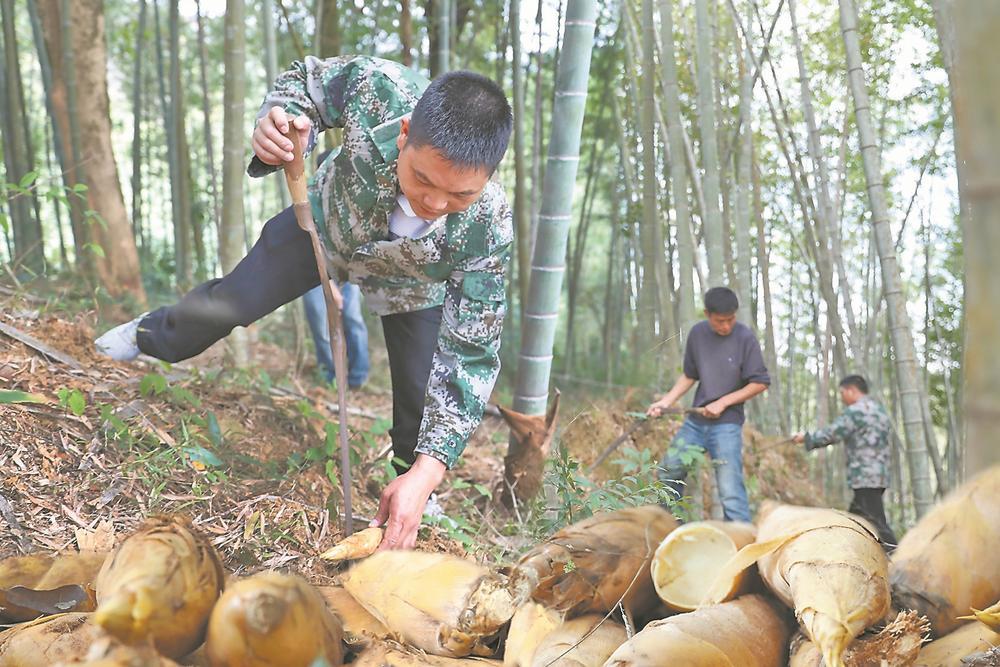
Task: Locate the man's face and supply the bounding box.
[396,119,491,220]
[705,310,737,336]
[840,386,862,406]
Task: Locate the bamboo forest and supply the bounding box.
[1,0,998,665]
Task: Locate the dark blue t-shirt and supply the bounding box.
[683,320,770,425]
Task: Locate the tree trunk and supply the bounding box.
[733,7,753,324]
[167,0,194,288]
[511,0,530,318]
[694,0,724,286]
[196,0,221,273]
[0,0,45,275]
[431,0,450,77]
[26,0,70,269]
[314,0,340,59]
[131,0,147,253]
[400,0,413,66]
[36,0,145,302]
[952,0,1000,474]
[754,161,785,433]
[659,0,696,336]
[839,0,934,516]
[222,0,248,365]
[512,0,598,416]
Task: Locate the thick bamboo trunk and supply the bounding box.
[694,0,724,286]
[839,0,935,516]
[168,0,194,288]
[952,1,1000,475]
[733,8,753,324]
[512,0,598,416]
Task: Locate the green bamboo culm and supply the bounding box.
[512,0,599,416]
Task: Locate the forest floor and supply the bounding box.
[0,280,825,580]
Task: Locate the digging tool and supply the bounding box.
[282,130,354,536]
[589,407,705,471]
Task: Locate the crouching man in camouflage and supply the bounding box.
[95,56,513,551]
[793,375,898,549]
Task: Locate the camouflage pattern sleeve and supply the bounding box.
[414,204,512,468]
[804,406,861,451]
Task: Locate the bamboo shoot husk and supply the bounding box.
[707,502,890,667]
[915,620,1000,667]
[318,585,394,646]
[0,613,103,666]
[528,615,627,667]
[788,611,929,667]
[205,572,343,667]
[603,594,792,667]
[320,527,384,563]
[512,506,678,617]
[94,516,224,659]
[343,550,526,658]
[503,603,564,667]
[352,641,502,666]
[891,466,1000,637]
[650,521,757,611]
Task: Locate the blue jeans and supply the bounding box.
[303,282,369,387]
[657,419,751,522]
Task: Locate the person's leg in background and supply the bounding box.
[132,207,320,362]
[380,306,443,475]
[706,423,752,522]
[303,285,335,383]
[656,419,708,510]
[849,487,898,550]
[303,282,370,388]
[340,282,370,388]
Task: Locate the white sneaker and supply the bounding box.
[95,313,147,361]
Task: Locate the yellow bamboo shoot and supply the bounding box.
[352,642,501,666]
[503,603,563,667]
[891,466,1000,637]
[318,585,394,646]
[963,600,1000,632]
[788,611,928,667]
[528,615,627,667]
[604,594,792,667]
[650,521,757,611]
[708,502,890,667]
[51,635,182,666]
[320,527,384,563]
[512,506,678,617]
[0,613,103,667]
[915,620,1000,667]
[0,552,108,591]
[94,516,224,659]
[343,550,526,658]
[205,572,343,667]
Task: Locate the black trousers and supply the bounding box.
[849,487,898,550]
[136,206,441,469]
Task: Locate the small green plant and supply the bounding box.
[57,387,87,416]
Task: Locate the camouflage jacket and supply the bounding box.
[804,395,892,489]
[248,56,512,468]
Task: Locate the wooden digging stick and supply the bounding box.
[282,129,354,536]
[589,407,706,471]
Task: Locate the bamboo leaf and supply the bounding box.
[0,390,47,404]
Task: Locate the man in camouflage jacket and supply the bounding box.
[794,375,898,548]
[95,56,514,550]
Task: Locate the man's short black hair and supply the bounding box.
[704,287,739,314]
[839,375,869,394]
[408,70,512,174]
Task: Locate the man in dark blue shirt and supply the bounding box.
[646,287,770,521]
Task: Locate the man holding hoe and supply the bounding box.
[646,287,770,521]
[96,56,514,551]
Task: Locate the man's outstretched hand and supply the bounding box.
[253,107,312,165]
[370,454,446,551]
